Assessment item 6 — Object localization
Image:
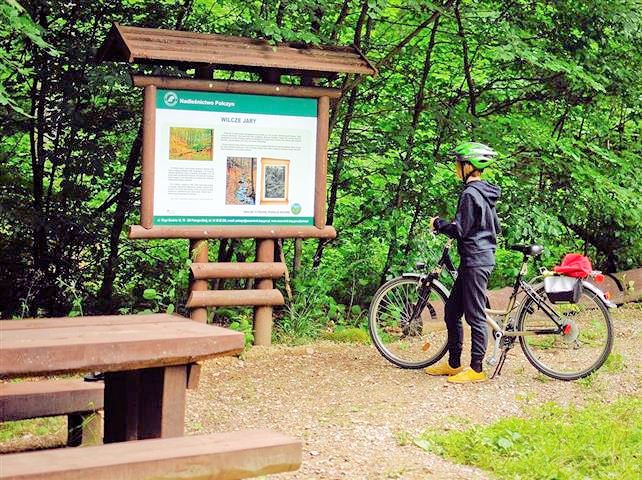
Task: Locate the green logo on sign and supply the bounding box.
[291,203,302,215]
[164,91,178,107]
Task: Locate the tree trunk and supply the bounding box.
[454,0,477,118]
[96,125,144,311]
[313,0,370,267]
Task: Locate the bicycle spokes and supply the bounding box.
[368,277,449,368]
[518,286,613,380]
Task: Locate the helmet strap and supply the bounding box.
[461,162,474,183]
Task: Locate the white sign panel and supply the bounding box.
[153,89,317,226]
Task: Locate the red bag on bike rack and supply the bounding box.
[553,253,593,278]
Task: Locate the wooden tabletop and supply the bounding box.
[0,314,244,378]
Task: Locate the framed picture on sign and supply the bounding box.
[260,158,290,204]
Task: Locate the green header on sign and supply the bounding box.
[157,89,317,117]
[154,215,314,226]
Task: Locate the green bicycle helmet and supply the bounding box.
[450,142,498,170]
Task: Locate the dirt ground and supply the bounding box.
[2,304,640,479]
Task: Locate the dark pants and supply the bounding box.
[444,266,493,372]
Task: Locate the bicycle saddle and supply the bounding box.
[509,244,544,256]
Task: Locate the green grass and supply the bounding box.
[322,327,370,344]
[414,396,642,479]
[604,352,625,373]
[0,417,66,443]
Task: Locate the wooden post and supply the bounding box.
[254,239,275,346]
[189,239,209,322]
[140,85,156,229]
[315,96,329,229]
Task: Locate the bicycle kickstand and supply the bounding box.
[490,348,509,380]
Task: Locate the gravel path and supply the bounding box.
[186,304,641,479]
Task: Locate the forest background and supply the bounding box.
[1,0,640,336]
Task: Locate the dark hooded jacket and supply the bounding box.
[435,180,501,267]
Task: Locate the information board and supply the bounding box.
[152,89,318,226]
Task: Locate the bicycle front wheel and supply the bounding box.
[368,276,449,369]
[517,283,613,380]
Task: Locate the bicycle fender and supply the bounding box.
[401,272,420,279]
[582,281,617,308]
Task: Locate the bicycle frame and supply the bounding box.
[411,238,567,366]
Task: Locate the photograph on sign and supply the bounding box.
[169,127,214,161]
[226,156,257,205]
[261,158,290,204]
[152,89,317,226]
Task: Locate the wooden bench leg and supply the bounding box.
[67,412,102,447]
[103,366,187,443]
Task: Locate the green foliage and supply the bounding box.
[275,268,334,343]
[0,0,640,324]
[228,313,254,347]
[0,0,59,115]
[415,396,642,479]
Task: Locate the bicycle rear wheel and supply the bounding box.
[368,276,449,369]
[517,283,613,380]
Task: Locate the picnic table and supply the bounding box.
[0,313,244,442]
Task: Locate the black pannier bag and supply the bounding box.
[544,275,582,304]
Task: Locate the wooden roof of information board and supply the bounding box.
[97,24,377,78]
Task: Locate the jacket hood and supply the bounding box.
[466,180,501,207]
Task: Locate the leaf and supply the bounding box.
[143,288,158,300]
[166,304,175,315]
[413,438,433,451]
[496,437,513,449]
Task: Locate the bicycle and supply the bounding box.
[368,238,615,380]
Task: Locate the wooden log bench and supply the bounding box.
[0,380,104,447]
[0,429,302,480]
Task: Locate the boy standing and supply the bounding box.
[427,142,501,383]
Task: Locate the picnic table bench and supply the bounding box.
[0,314,302,479]
[0,380,104,446]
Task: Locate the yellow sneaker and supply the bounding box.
[447,367,488,383]
[425,362,464,376]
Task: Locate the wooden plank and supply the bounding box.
[254,240,276,347]
[140,85,156,229]
[0,429,302,480]
[126,41,369,70]
[125,37,367,65]
[187,289,284,308]
[0,313,181,331]
[123,30,365,59]
[189,239,209,322]
[132,75,342,98]
[129,225,337,239]
[191,262,286,279]
[120,24,352,54]
[0,321,244,378]
[129,47,373,75]
[0,381,104,422]
[107,24,376,74]
[314,96,330,229]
